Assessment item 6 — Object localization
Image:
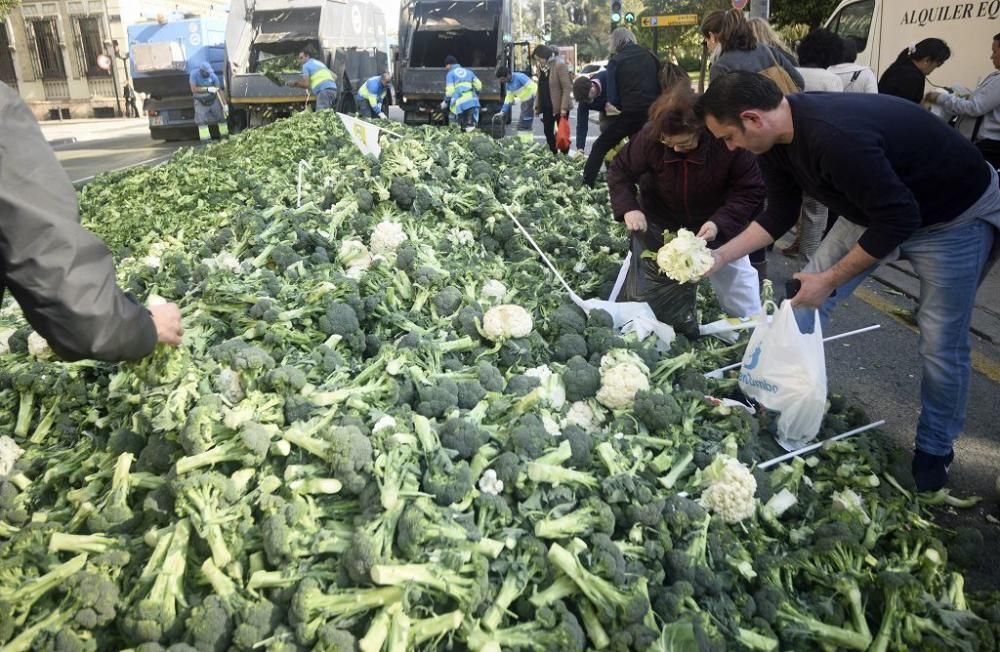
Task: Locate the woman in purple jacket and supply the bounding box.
[607,88,766,317]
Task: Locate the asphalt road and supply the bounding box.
[43,112,1000,588]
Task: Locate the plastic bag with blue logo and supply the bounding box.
[738,300,827,450]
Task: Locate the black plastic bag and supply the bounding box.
[618,224,699,338]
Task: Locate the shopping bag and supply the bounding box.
[555,117,571,153]
[738,300,827,449]
[619,224,699,339]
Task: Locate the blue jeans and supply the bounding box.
[798,174,999,456]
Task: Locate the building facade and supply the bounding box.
[1,0,219,120]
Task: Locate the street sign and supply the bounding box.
[732,0,749,9]
[97,54,112,71]
[639,13,699,27]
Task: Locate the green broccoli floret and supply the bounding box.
[314,623,357,652]
[456,380,486,410]
[453,303,485,338]
[510,414,553,459]
[281,424,373,494]
[389,176,417,209]
[633,390,681,434]
[121,520,191,644]
[470,601,585,651]
[440,417,489,460]
[198,558,283,651]
[562,356,601,402]
[356,188,375,211]
[263,366,308,394]
[370,557,488,611]
[184,594,232,652]
[534,496,615,539]
[553,334,588,363]
[624,485,665,528]
[290,577,402,644]
[172,472,248,570]
[505,374,541,396]
[948,526,985,569]
[85,452,137,532]
[549,303,588,336]
[174,423,275,475]
[107,428,146,456]
[422,449,473,506]
[317,303,365,351]
[676,369,709,394]
[548,542,650,623]
[432,285,464,316]
[476,361,504,392]
[586,327,626,359]
[416,378,459,419]
[178,396,225,455]
[283,394,315,424]
[588,533,627,584]
[561,424,593,469]
[209,340,276,377]
[490,451,523,490]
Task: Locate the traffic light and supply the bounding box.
[624,11,635,23]
[611,0,622,24]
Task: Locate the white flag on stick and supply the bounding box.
[337,112,385,158]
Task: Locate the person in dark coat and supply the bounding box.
[607,88,766,317]
[0,82,183,361]
[582,28,661,187]
[878,38,951,104]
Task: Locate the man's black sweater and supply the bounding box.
[757,93,991,259]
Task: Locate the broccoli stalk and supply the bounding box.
[409,611,465,647]
[290,577,403,643]
[370,559,487,609]
[174,424,276,475]
[359,608,392,652]
[173,473,242,570]
[533,497,615,539]
[28,399,61,444]
[467,604,584,652]
[778,600,872,651]
[48,532,120,555]
[525,461,599,489]
[121,519,191,644]
[529,575,579,608]
[547,542,649,622]
[577,599,611,649]
[656,446,694,489]
[0,553,88,629]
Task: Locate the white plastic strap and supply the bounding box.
[758,420,887,470]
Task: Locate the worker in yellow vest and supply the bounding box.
[287,47,338,111]
[189,62,229,142]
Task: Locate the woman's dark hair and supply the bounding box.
[718,9,757,53]
[898,38,951,64]
[659,62,689,93]
[839,37,859,64]
[572,76,594,103]
[796,27,843,68]
[532,45,554,60]
[694,70,783,127]
[648,86,702,141]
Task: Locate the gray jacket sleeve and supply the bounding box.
[0,84,157,362]
[936,73,1000,117]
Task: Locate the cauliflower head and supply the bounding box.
[0,435,24,478]
[480,279,508,304]
[369,221,408,257]
[562,401,605,432]
[595,349,650,410]
[655,228,714,284]
[482,304,533,341]
[700,455,757,523]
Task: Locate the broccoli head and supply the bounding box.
[562,356,601,402]
[422,450,473,506]
[440,417,489,460]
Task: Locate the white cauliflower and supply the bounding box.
[27,331,51,358]
[147,293,168,307]
[479,279,508,304]
[0,327,18,356]
[481,304,533,341]
[0,435,24,479]
[700,455,757,523]
[373,415,398,434]
[525,365,567,410]
[541,414,562,437]
[141,255,162,269]
[369,221,408,257]
[339,239,372,278]
[654,228,714,284]
[595,349,650,410]
[450,228,475,245]
[215,251,242,273]
[478,469,504,496]
[562,401,605,432]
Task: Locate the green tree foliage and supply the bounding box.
[0,0,21,20]
[769,0,841,29]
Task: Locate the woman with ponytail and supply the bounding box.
[878,38,951,103]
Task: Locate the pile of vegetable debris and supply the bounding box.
[0,111,998,652]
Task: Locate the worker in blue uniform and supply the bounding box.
[357,71,391,119]
[189,62,229,142]
[441,55,481,131]
[496,66,537,139]
[287,47,338,111]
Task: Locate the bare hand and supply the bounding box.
[149,303,183,346]
[790,271,835,309]
[623,210,647,232]
[696,221,719,242]
[924,91,941,103]
[706,249,727,277]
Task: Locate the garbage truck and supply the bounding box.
[128,17,227,141]
[224,0,389,130]
[395,0,531,127]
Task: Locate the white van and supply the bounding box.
[825,0,1000,91]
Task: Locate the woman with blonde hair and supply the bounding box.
[747,16,797,65]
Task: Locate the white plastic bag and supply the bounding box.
[738,301,827,450]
